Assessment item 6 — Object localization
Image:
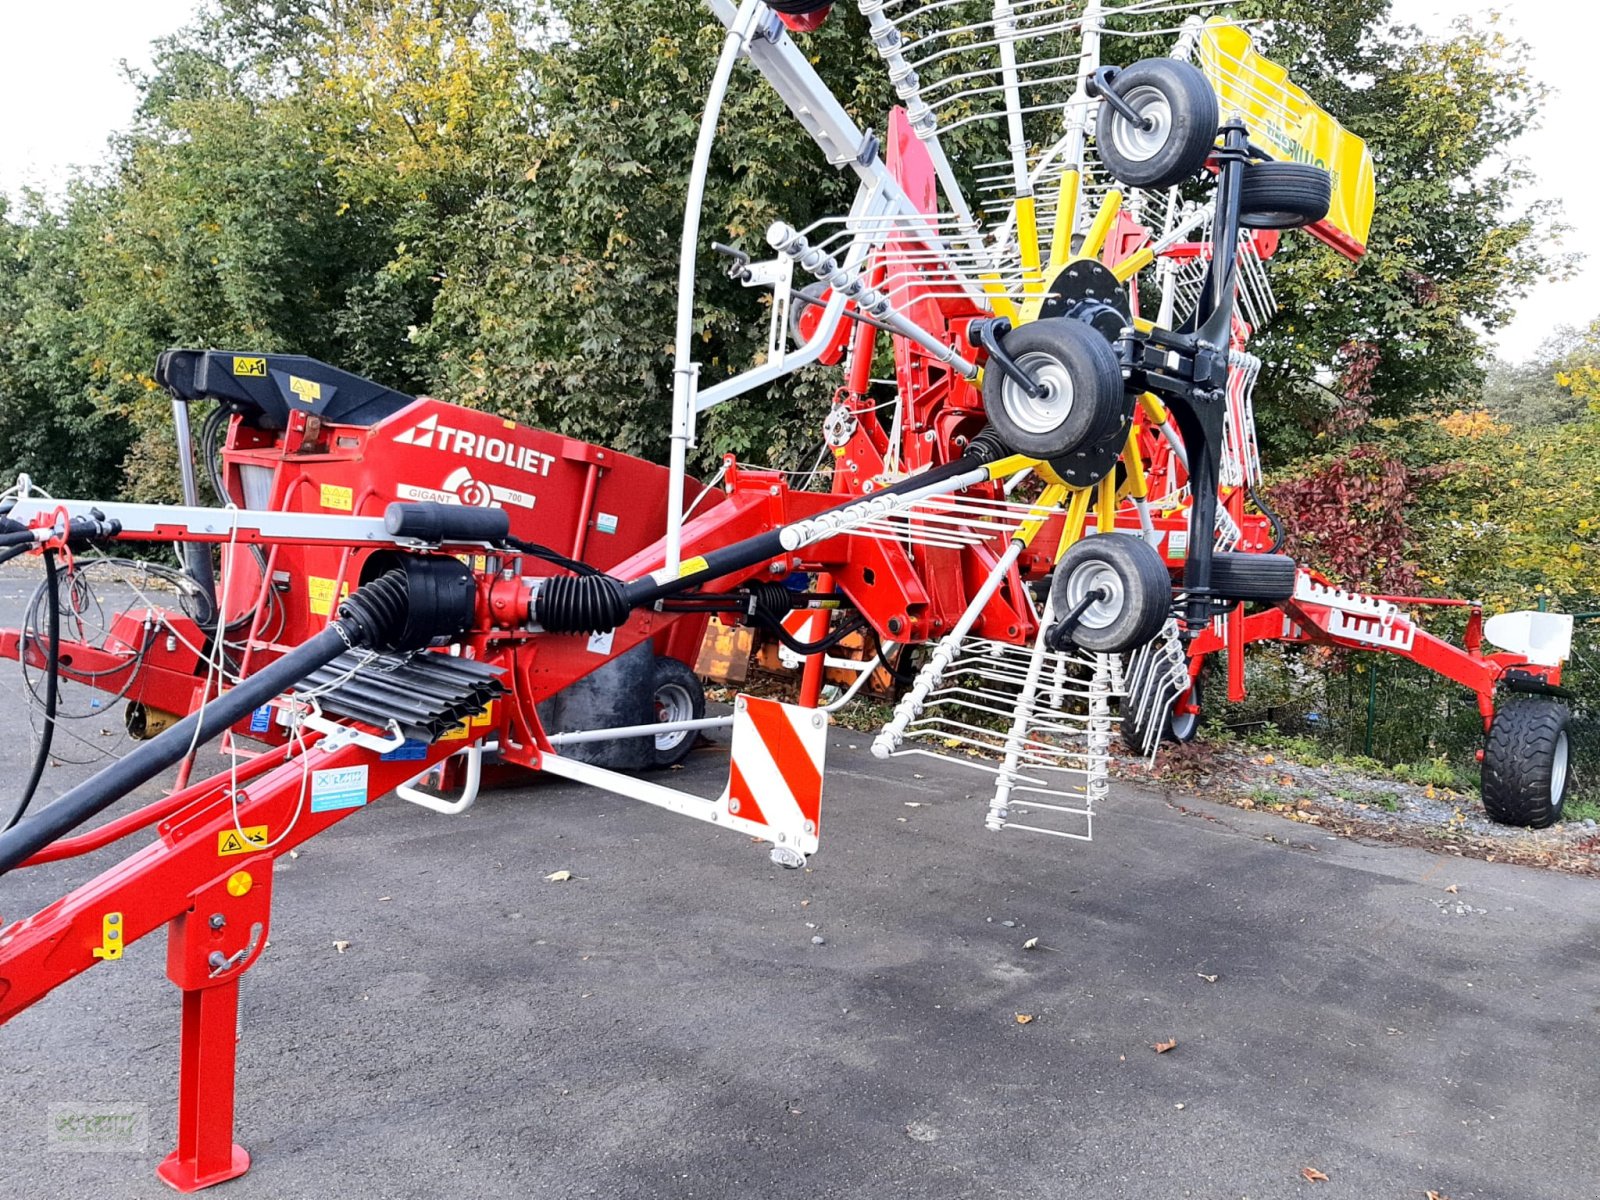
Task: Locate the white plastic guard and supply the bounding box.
[1484,611,1573,667]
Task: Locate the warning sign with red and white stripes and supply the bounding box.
[719,694,827,856]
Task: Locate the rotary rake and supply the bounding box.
[0,0,1577,1191]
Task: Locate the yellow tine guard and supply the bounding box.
[980,273,1018,321]
[1056,485,1094,557]
[1016,195,1043,297]
[1122,425,1149,500]
[1079,190,1123,262]
[1139,392,1169,425]
[1048,170,1081,274]
[1095,472,1118,534]
[1015,482,1069,546]
[983,453,1043,482]
[1110,244,1155,283]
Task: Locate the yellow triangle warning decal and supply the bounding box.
[219,826,268,856]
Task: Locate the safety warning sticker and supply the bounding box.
[218,826,268,856]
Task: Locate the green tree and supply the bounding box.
[1245,11,1561,461]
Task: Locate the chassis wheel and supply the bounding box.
[981,318,1124,460]
[1094,58,1219,190]
[651,656,706,768]
[1209,551,1298,603]
[1481,699,1572,828]
[1238,161,1333,230]
[1049,533,1172,654]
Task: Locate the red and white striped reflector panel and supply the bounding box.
[720,694,827,856]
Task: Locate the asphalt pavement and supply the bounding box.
[0,567,1596,1199]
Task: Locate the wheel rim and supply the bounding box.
[1063,559,1126,631]
[1169,707,1198,740]
[1551,730,1570,808]
[1107,86,1173,164]
[1002,350,1076,436]
[654,681,694,752]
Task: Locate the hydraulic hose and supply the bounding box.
[0,623,351,876]
[2,551,58,833]
[1246,483,1287,554]
[0,562,469,877]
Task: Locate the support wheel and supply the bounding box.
[1481,699,1572,828]
[651,656,706,768]
[981,318,1124,460]
[1238,161,1333,230]
[1094,58,1219,190]
[1124,667,1203,756]
[1049,534,1172,654]
[1208,551,1298,603]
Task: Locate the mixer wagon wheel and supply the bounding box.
[1239,162,1333,230]
[1481,699,1572,828]
[981,317,1124,460]
[1093,57,1219,190]
[651,656,707,769]
[1047,533,1172,655]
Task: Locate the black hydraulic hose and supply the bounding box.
[2,551,58,833]
[0,623,351,876]
[616,446,1003,613]
[503,535,601,578]
[0,563,459,877]
[1246,483,1287,554]
[530,439,1013,635]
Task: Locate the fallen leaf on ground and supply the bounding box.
[545,870,573,883]
[1015,1013,1034,1025]
[1197,973,1218,983]
[1301,1167,1329,1182]
[1152,1037,1177,1054]
[1023,937,1040,950]
[1426,1191,1450,1200]
[333,941,350,953]
[1444,884,1459,894]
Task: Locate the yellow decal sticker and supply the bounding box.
[307,576,349,616]
[678,555,709,578]
[232,356,267,377]
[218,826,268,856]
[1198,21,1375,254]
[288,375,322,403]
[319,483,353,512]
[440,703,495,742]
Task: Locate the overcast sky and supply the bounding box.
[0,0,1591,362]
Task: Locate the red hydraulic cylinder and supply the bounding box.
[798,572,836,708]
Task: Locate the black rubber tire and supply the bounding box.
[1208,551,1297,603]
[650,656,706,768]
[1123,667,1202,755]
[1481,699,1572,828]
[981,318,1125,460]
[1238,161,1332,230]
[1094,58,1219,190]
[1050,533,1172,654]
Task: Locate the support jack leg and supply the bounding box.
[156,976,250,1192]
